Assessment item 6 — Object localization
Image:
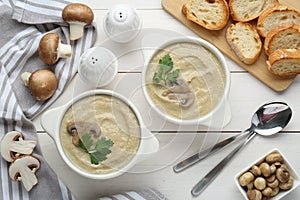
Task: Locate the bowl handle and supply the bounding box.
[40,105,65,140]
[137,127,159,163]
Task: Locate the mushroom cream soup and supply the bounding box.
[60,95,140,174]
[146,42,226,120]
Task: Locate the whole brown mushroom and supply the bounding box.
[21,69,57,101]
[62,3,94,40]
[259,162,271,177]
[239,172,255,187]
[247,189,262,200]
[38,33,72,65]
[254,177,267,190]
[266,153,283,164]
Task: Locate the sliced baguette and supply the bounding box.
[226,22,262,64]
[229,0,278,22]
[182,0,229,30]
[257,4,300,37]
[267,49,300,76]
[264,23,300,56]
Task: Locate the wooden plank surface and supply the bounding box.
[161,0,299,92]
[38,132,300,200]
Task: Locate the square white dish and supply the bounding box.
[234,148,300,200]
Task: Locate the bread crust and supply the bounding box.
[226,22,262,64]
[229,0,279,22]
[257,4,300,37]
[182,0,229,30]
[264,23,300,55]
[267,49,300,76]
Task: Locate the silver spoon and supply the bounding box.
[191,102,292,197]
[173,101,291,173]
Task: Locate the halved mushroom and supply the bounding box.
[38,33,72,65]
[163,79,195,108]
[9,155,40,191]
[66,121,101,147]
[276,167,290,183]
[250,165,261,177]
[267,178,279,189]
[0,131,37,162]
[279,175,294,190]
[266,174,276,183]
[62,3,94,40]
[21,69,57,101]
[262,187,279,197]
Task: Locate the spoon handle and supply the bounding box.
[173,128,251,173]
[191,131,256,197]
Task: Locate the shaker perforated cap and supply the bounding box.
[103,4,142,43]
[78,47,118,87]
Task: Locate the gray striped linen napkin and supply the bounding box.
[0,0,96,199]
[0,1,168,200]
[98,189,167,200]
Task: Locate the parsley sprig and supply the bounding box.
[153,54,179,85]
[78,133,114,165]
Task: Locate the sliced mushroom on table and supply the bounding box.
[38,33,72,65]
[62,3,94,40]
[21,69,58,101]
[9,155,40,191]
[0,131,37,162]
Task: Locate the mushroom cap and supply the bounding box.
[28,69,57,101]
[1,131,23,162]
[38,33,60,65]
[62,3,94,24]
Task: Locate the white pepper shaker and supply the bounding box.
[78,47,118,87]
[103,4,142,43]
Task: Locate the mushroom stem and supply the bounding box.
[58,42,72,58]
[21,72,32,87]
[69,22,85,40]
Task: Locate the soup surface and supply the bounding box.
[145,42,226,120]
[60,94,140,174]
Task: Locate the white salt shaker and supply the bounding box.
[103,4,142,43]
[78,47,118,87]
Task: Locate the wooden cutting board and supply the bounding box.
[161,0,300,92]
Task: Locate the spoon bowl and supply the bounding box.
[250,102,292,136]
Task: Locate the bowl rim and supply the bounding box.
[234,148,300,200]
[53,89,148,180]
[141,36,231,125]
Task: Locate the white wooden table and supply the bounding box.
[33,1,300,199]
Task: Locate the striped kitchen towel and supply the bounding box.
[0,0,96,199]
[98,189,168,200]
